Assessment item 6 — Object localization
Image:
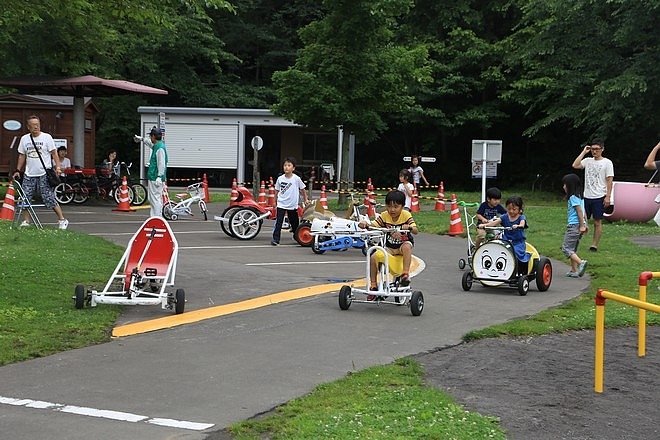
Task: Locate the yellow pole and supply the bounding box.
[595,290,606,393]
[638,283,646,357]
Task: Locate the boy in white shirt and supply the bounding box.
[271,157,309,245]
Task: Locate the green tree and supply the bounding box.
[271,0,429,195]
[504,0,659,140]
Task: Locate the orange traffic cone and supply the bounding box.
[0,182,17,221]
[113,176,134,212]
[434,181,446,211]
[319,185,329,210]
[258,180,267,206]
[230,178,239,205]
[202,173,210,202]
[410,184,420,212]
[448,193,464,236]
[267,182,276,208]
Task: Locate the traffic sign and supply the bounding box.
[251,136,264,151]
[403,156,436,162]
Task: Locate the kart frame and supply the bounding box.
[338,228,424,316]
[74,216,185,314]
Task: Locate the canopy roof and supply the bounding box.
[0,75,167,167]
[0,75,168,97]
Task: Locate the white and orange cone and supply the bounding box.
[448,193,464,236]
[320,185,329,210]
[410,184,420,212]
[258,180,267,207]
[0,182,17,221]
[113,176,134,212]
[434,181,446,211]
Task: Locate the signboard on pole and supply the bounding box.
[403,156,436,162]
[471,161,498,178]
[471,140,502,163]
[471,139,502,202]
[158,112,166,136]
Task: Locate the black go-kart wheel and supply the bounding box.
[74,284,86,309]
[461,271,473,291]
[458,258,466,270]
[312,236,329,254]
[410,291,424,316]
[175,288,185,314]
[338,285,352,310]
[517,276,529,296]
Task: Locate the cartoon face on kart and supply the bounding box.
[472,240,516,281]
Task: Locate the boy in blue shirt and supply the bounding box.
[474,187,507,248]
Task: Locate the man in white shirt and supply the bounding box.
[572,139,614,252]
[12,115,68,229]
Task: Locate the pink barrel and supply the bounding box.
[603,182,660,223]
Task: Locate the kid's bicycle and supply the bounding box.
[162,182,208,221]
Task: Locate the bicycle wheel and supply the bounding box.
[162,201,176,220]
[72,183,90,204]
[54,182,74,204]
[130,183,147,206]
[199,200,208,221]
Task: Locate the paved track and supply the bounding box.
[0,202,590,439]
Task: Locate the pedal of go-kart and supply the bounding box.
[144,267,158,277]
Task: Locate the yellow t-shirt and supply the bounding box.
[373,210,416,249]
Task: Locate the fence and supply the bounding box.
[594,271,660,392]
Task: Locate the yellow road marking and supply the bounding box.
[111,257,421,338]
[112,282,354,337]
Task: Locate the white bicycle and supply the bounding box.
[162,182,208,221]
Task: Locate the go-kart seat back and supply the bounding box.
[123,217,176,281]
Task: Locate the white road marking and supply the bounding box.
[247,260,364,266]
[0,395,214,431]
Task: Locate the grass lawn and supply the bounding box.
[0,188,658,439]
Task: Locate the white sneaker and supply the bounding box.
[20,220,30,227]
[58,219,69,230]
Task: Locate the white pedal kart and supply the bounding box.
[338,228,424,316]
[74,217,185,314]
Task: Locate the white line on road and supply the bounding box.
[247,260,364,266]
[0,395,214,431]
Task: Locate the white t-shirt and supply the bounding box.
[18,132,56,177]
[397,182,415,209]
[409,165,425,184]
[57,157,72,176]
[275,173,305,209]
[580,157,614,199]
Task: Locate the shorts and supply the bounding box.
[584,197,605,220]
[21,175,59,209]
[561,224,581,258]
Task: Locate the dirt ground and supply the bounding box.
[413,326,660,440]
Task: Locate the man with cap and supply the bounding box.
[146,127,168,217]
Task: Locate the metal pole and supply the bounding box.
[481,141,487,202]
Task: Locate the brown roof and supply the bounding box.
[0,75,168,97]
